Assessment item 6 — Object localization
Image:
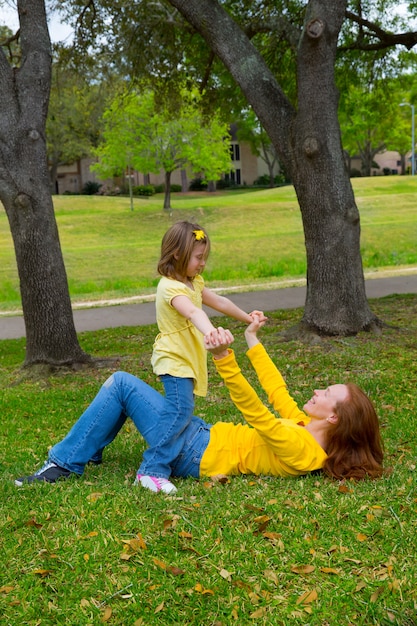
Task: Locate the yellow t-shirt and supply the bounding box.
[151,275,208,397]
[199,344,328,477]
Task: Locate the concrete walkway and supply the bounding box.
[1,273,417,340]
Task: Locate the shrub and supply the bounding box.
[132,184,155,196]
[82,181,102,195]
[153,183,183,193]
[253,174,273,186]
[215,178,231,190]
[189,177,208,191]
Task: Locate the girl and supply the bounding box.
[15,318,384,488]
[136,221,265,493]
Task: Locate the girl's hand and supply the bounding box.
[249,310,268,322]
[204,327,234,358]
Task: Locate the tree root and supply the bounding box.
[14,357,122,383]
[277,316,395,344]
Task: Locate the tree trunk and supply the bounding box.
[163,170,172,211]
[293,1,375,334]
[168,0,379,335]
[0,0,91,367]
[180,168,188,192]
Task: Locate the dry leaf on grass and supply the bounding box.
[291,565,315,575]
[296,588,318,605]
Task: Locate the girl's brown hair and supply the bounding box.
[323,383,384,481]
[157,221,210,280]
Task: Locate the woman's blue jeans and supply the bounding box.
[48,372,211,479]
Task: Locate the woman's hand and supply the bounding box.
[249,309,268,322]
[245,314,266,349]
[204,327,234,359]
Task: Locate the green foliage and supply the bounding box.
[0,295,416,624]
[189,177,208,191]
[46,60,113,177]
[253,174,288,187]
[132,184,155,197]
[92,88,232,186]
[153,184,182,193]
[82,181,102,195]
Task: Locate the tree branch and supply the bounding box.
[245,16,300,50]
[344,10,417,51]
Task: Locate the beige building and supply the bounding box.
[54,135,277,195]
[349,150,409,176]
[55,140,411,195]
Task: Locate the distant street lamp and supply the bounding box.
[400,102,415,175]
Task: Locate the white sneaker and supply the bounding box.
[135,474,177,494]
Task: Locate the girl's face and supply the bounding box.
[185,242,208,279]
[303,384,348,420]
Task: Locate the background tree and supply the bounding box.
[60,0,417,336]
[339,82,393,176]
[47,62,109,193]
[0,0,90,368]
[93,88,232,211]
[336,39,417,176]
[236,110,283,187]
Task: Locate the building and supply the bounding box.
[54,140,411,195]
[54,131,279,195]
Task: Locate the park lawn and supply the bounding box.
[0,294,416,625]
[1,176,417,310]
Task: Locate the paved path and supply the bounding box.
[1,274,417,340]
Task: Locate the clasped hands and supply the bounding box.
[204,310,267,359]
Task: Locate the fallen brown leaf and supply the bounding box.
[296,588,318,605]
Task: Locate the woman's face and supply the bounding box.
[303,384,349,420]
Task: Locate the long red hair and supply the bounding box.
[323,383,384,481]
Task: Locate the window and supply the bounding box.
[230,143,240,161]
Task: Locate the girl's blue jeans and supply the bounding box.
[48,371,211,480]
[138,374,194,478]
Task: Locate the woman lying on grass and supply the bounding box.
[15,316,384,490]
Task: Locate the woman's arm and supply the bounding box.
[244,317,306,423]
[211,349,320,468]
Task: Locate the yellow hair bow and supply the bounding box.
[193,229,206,241]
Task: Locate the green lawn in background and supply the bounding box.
[1,176,416,310]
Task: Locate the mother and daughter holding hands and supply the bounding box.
[15,221,384,490]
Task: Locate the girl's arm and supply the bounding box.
[202,287,267,324]
[171,294,233,346]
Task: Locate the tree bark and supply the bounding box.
[163,170,172,211]
[168,0,378,335]
[0,0,90,366]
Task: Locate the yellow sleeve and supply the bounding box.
[213,350,319,466]
[246,343,308,425]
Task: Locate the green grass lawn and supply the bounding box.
[1,294,416,624]
[1,176,417,311]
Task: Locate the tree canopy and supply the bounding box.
[92,87,232,209]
